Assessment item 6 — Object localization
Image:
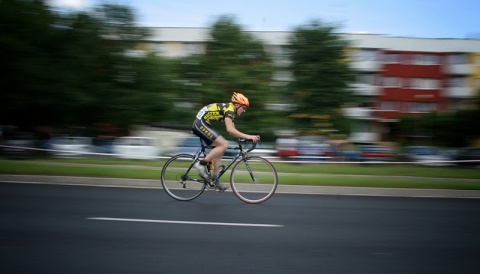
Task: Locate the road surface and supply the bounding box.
[1,182,480,274]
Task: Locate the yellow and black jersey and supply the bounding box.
[195,102,235,125]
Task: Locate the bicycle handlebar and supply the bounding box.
[238,139,257,153]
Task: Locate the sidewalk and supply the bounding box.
[1,174,480,199]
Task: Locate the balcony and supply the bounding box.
[351,60,382,72]
[444,64,474,75]
[445,87,476,98]
[348,132,380,143]
[343,107,374,120]
[350,83,381,96]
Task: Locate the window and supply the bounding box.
[448,77,466,87]
[448,53,467,64]
[413,54,439,65]
[383,77,400,87]
[475,55,480,65]
[400,102,410,113]
[182,43,204,56]
[381,101,397,111]
[356,49,378,61]
[152,43,163,55]
[411,78,439,89]
[411,102,436,113]
[384,53,400,63]
[357,74,375,85]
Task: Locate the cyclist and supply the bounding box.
[192,92,260,190]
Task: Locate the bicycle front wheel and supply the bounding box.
[230,156,278,204]
[161,154,206,201]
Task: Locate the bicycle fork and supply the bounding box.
[242,157,256,182]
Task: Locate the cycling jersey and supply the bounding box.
[195,102,236,124]
[192,102,236,145]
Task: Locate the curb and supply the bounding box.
[1,174,480,199]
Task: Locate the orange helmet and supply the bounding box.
[231,92,250,107]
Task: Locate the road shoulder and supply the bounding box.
[1,174,480,199]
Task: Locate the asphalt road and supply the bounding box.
[1,182,480,274]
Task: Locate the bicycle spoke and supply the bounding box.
[230,156,278,204]
[161,154,206,201]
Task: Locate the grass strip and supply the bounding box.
[1,158,479,190]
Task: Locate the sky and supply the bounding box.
[49,0,480,39]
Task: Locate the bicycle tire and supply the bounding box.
[230,156,278,204]
[161,154,206,201]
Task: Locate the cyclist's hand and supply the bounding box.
[250,135,260,143]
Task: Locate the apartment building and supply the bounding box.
[137,27,480,143]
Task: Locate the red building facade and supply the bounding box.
[376,51,447,121]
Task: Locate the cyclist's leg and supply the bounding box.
[192,119,227,170]
[206,136,228,177]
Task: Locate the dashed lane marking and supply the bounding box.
[86,217,284,228]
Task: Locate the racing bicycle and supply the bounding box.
[161,138,278,204]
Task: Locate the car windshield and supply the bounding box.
[410,147,437,155]
[116,138,154,146]
[56,137,89,145]
[179,138,201,147]
[6,139,33,145]
[363,146,389,152]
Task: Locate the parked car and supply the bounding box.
[171,136,204,156]
[358,145,395,162]
[247,143,277,158]
[400,146,451,166]
[336,143,361,162]
[49,136,94,157]
[276,137,299,158]
[454,147,480,167]
[276,136,333,161]
[1,132,39,159]
[291,136,333,161]
[112,136,162,160]
[170,136,236,157]
[92,137,115,154]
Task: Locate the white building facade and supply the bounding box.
[136,27,480,143]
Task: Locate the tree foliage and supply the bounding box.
[397,109,480,147]
[177,16,278,137]
[0,0,176,131]
[286,20,356,133]
[0,0,57,126]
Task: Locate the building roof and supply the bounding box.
[146,27,480,52]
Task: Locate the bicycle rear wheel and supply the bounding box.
[230,156,278,204]
[161,154,206,201]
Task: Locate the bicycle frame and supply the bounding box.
[190,138,255,182]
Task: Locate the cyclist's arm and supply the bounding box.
[225,117,260,142]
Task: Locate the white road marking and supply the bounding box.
[87,217,284,228]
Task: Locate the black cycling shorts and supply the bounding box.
[192,119,220,146]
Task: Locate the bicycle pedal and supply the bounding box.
[206,179,216,188]
[206,185,216,190]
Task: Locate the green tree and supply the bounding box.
[397,109,480,147]
[0,1,174,130]
[176,16,279,138]
[119,55,181,128]
[0,0,57,127]
[286,20,356,132]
